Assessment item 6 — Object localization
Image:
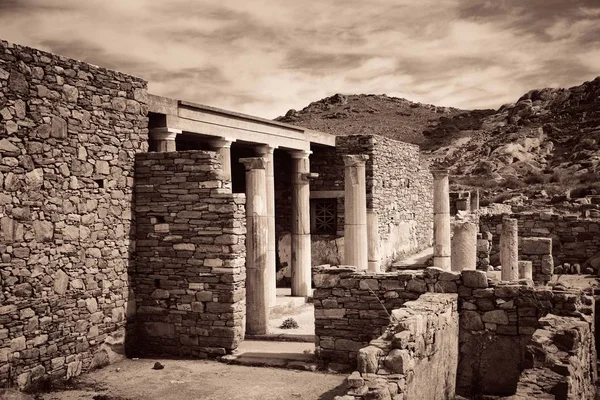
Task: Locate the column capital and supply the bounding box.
[342,154,369,167]
[431,169,449,178]
[210,137,236,149]
[149,127,181,141]
[239,157,267,171]
[255,144,277,156]
[290,149,311,159]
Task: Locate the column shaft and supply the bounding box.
[239,157,269,335]
[500,218,519,281]
[470,189,480,211]
[432,170,451,270]
[210,138,235,188]
[291,151,312,297]
[451,221,477,271]
[256,145,277,307]
[343,155,369,271]
[367,211,380,272]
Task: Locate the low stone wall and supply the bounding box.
[340,293,458,400]
[314,266,595,397]
[480,212,600,267]
[503,314,595,400]
[134,151,246,358]
[519,237,553,284]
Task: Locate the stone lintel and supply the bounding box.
[239,157,267,170]
[342,154,369,166]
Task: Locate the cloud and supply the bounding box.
[0,0,598,118]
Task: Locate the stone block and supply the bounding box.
[520,237,552,255]
[461,270,488,288]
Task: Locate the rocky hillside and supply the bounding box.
[276,93,469,146]
[277,77,600,205]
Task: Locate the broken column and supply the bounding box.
[343,155,369,271]
[149,127,181,152]
[367,210,380,273]
[255,145,277,307]
[500,217,519,281]
[518,261,533,280]
[470,189,480,211]
[210,137,235,184]
[432,169,451,270]
[451,221,477,271]
[239,157,269,335]
[291,150,313,297]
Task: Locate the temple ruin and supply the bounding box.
[1,39,599,399]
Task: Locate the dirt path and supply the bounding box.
[38,359,347,400]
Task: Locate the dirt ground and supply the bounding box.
[37,359,347,400]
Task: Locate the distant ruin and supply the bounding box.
[1,39,599,399]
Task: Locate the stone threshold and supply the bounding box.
[219,340,318,372]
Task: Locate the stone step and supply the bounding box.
[220,340,317,371]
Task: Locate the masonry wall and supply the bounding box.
[313,266,595,397]
[369,135,433,266]
[134,151,246,358]
[504,314,595,400]
[480,212,600,267]
[343,293,458,400]
[0,40,148,388]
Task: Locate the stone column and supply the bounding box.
[432,169,451,270]
[343,155,369,271]
[239,157,269,335]
[150,127,181,152]
[470,189,480,211]
[255,145,277,307]
[451,221,477,271]
[290,150,313,297]
[367,210,380,273]
[500,218,519,281]
[518,261,533,280]
[210,138,235,184]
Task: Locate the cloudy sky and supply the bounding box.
[1,0,599,118]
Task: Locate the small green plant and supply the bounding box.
[279,318,299,329]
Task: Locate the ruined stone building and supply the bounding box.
[1,39,598,400]
[0,40,433,388]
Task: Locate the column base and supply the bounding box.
[433,256,451,270]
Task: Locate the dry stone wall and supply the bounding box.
[314,266,595,398]
[338,293,458,400]
[134,151,246,358]
[480,212,600,268]
[503,314,595,400]
[0,40,148,388]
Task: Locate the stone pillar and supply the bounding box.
[239,157,269,335]
[367,210,380,272]
[150,127,181,152]
[470,189,480,211]
[518,261,533,280]
[451,221,477,271]
[432,169,451,270]
[256,145,277,307]
[343,155,369,271]
[290,150,313,297]
[500,218,519,281]
[210,138,235,184]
